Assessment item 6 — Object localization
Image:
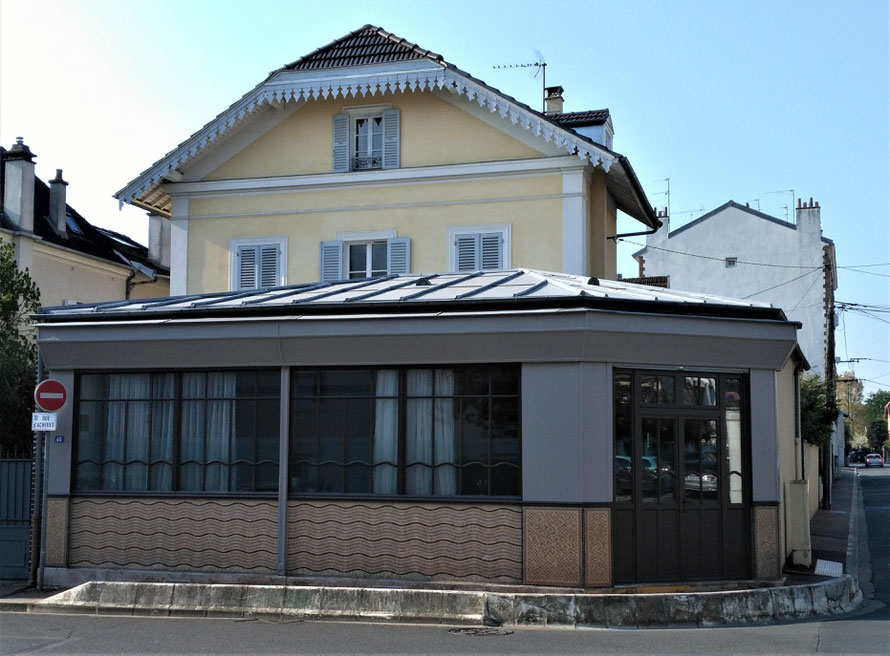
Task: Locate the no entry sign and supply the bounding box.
[34,379,67,412]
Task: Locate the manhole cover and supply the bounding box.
[448,627,514,636]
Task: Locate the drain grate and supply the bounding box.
[448,627,514,637]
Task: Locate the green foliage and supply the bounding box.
[800,373,837,447]
[866,420,888,452]
[0,241,41,452]
[864,390,890,425]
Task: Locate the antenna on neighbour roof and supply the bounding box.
[493,51,547,111]
[766,189,795,222]
[651,178,671,218]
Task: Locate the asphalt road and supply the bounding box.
[1,468,887,655]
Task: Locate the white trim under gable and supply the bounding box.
[116,65,617,212]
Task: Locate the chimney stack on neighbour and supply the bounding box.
[3,137,36,232]
[49,169,69,237]
[795,197,822,238]
[544,86,564,115]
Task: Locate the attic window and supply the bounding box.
[725,257,738,268]
[333,108,400,173]
[65,215,83,235]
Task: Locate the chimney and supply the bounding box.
[3,137,36,232]
[148,213,171,268]
[795,196,822,240]
[544,86,564,115]
[49,169,69,237]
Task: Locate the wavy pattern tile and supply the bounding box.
[69,498,277,572]
[287,501,522,582]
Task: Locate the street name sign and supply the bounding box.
[32,412,57,431]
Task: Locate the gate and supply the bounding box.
[0,452,33,579]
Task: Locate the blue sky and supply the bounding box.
[1,0,887,394]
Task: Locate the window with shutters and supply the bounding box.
[333,106,399,172]
[320,231,410,282]
[446,224,511,273]
[230,237,286,291]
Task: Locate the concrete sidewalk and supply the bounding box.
[0,469,866,628]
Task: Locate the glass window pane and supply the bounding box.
[490,366,519,395]
[460,398,489,464]
[79,374,104,400]
[257,370,280,397]
[348,244,367,278]
[614,374,632,503]
[370,242,386,274]
[320,370,372,397]
[455,367,487,396]
[684,376,717,406]
[725,380,744,503]
[641,374,674,404]
[461,464,488,495]
[292,371,318,397]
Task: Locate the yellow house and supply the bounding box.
[115,25,659,296]
[2,139,169,309]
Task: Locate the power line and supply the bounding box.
[740,268,821,299]
[623,238,890,274]
[788,271,824,313]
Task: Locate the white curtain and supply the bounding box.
[149,374,175,490]
[180,372,235,491]
[405,369,433,494]
[372,370,399,494]
[433,370,457,495]
[105,374,151,491]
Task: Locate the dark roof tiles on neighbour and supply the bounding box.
[283,25,442,71]
[550,110,611,127]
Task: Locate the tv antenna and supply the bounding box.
[494,50,547,111]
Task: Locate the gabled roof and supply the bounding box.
[37,268,786,324]
[115,25,658,229]
[1,147,167,278]
[283,25,442,70]
[633,200,833,258]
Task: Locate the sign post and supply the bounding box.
[33,378,66,591]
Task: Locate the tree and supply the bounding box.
[0,241,40,452]
[836,372,866,439]
[800,373,836,447]
[863,389,890,425]
[866,420,888,452]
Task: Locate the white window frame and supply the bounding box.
[346,104,392,171]
[229,236,287,291]
[446,224,511,272]
[338,229,397,280]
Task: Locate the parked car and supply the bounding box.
[864,453,884,468]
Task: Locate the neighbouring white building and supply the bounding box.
[633,199,836,377]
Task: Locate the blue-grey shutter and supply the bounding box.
[237,245,257,290]
[455,235,478,272]
[320,240,343,282]
[259,243,280,287]
[381,109,400,169]
[480,233,502,270]
[387,237,410,275]
[332,114,349,173]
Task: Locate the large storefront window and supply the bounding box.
[289,365,521,498]
[75,371,280,493]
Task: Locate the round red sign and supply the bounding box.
[35,379,67,412]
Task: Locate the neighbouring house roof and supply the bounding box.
[633,200,832,258]
[37,269,788,324]
[115,25,658,229]
[620,275,670,288]
[549,110,611,128]
[0,147,167,278]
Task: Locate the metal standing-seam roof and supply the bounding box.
[36,269,787,324]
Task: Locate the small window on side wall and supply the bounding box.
[231,237,286,291]
[725,257,737,268]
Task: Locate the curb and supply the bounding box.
[25,577,861,627]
